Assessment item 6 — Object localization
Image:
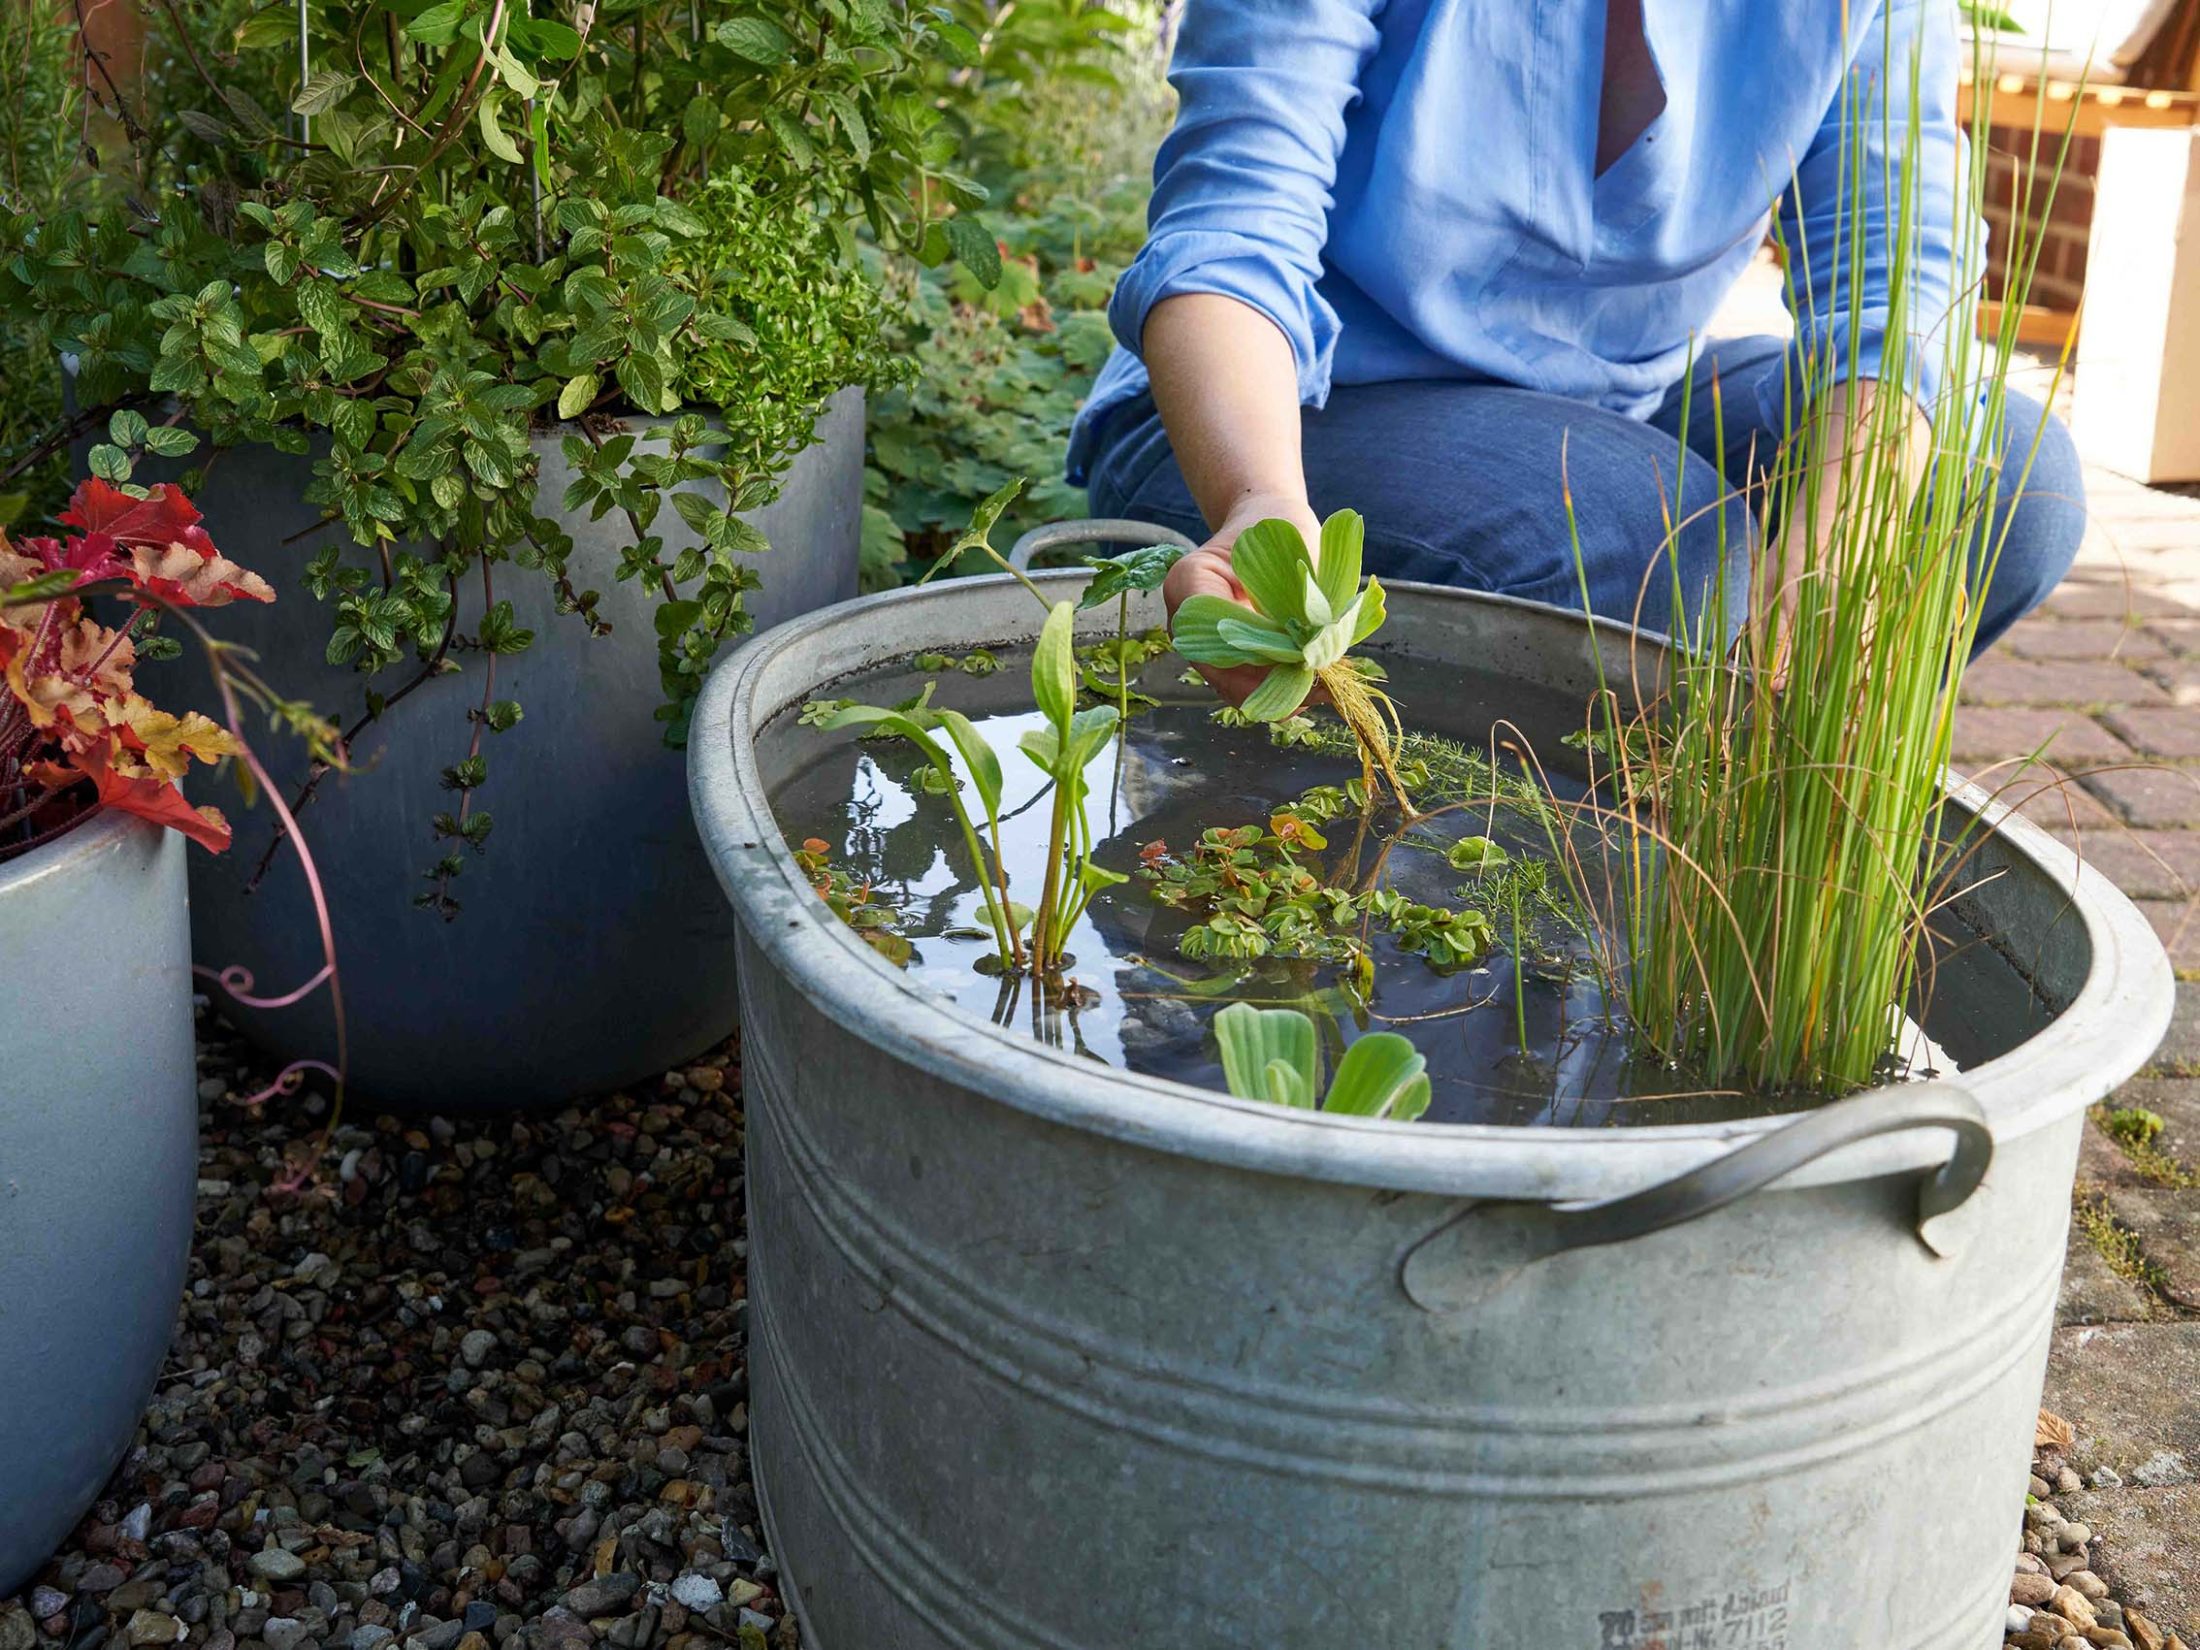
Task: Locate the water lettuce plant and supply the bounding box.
[1212,1002,1430,1121]
[1169,510,1410,803]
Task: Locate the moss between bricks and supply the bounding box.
[2074,1189,2176,1303]
[2096,1103,2200,1189]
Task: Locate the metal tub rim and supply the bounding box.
[688,571,2175,1206]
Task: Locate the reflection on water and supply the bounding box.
[765,647,2037,1128]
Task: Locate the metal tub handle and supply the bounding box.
[1007,518,1200,572]
[1400,1082,1994,1312]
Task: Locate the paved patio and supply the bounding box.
[1975,454,2200,1638]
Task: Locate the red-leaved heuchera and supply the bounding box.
[1,478,274,859]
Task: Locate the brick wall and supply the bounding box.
[1982,128,2101,314]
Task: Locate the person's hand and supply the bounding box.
[1163,490,1323,707]
[1749,380,1932,688]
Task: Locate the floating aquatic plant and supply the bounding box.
[1212,1001,1430,1121]
[1170,510,1411,806]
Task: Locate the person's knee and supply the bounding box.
[1975,399,2085,647]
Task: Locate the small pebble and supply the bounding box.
[665,1578,720,1614]
[249,1549,307,1584]
[2014,1573,2057,1607]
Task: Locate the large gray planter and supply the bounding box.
[0,811,197,1594]
[174,390,863,1110]
[688,574,2175,1650]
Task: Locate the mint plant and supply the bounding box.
[4,0,1001,907]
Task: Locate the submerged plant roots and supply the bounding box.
[1317,658,1416,815]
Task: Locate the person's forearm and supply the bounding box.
[1142,293,1310,531]
[1145,293,1320,707]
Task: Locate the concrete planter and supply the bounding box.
[688,573,2175,1650]
[176,390,863,1110]
[0,811,197,1594]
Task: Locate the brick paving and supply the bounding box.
[1979,463,2200,1638]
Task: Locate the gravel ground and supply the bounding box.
[0,1009,798,1650]
[2005,1441,2191,1650]
[1,1009,2187,1650]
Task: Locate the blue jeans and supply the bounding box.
[1083,333,2085,653]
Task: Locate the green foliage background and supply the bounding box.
[862,2,1172,589]
[0,0,82,528]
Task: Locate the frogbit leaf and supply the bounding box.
[1238,663,1316,722]
[1214,1002,1319,1108]
[1323,1032,1431,1120]
[1077,543,1184,609]
[1445,836,1510,873]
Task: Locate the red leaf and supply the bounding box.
[60,478,208,548]
[12,530,128,590]
[61,479,274,608]
[36,741,233,851]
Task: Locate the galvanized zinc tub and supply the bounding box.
[688,574,2174,1650]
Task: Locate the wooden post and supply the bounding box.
[2073,125,2200,482]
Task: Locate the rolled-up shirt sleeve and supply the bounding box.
[1106,0,1385,408]
[1779,0,1975,414]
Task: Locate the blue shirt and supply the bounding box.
[1067,0,1968,484]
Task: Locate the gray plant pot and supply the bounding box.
[173,389,864,1111]
[0,811,197,1595]
[688,574,2175,1650]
